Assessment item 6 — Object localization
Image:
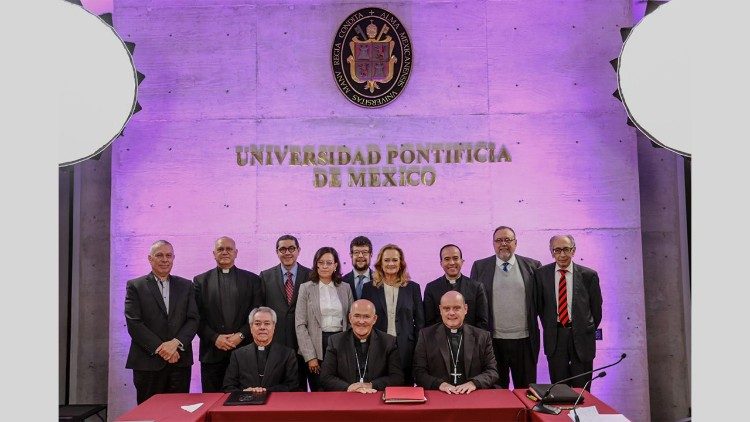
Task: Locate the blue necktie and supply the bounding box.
[502,262,509,272]
[356,275,365,298]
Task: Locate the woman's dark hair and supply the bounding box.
[309,246,343,285]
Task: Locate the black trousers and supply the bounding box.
[132,366,191,404]
[547,325,593,389]
[201,359,230,392]
[492,337,537,389]
[307,331,338,392]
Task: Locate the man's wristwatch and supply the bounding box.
[237,332,245,340]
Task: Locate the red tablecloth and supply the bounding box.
[512,388,620,422]
[208,390,527,422]
[115,392,225,422]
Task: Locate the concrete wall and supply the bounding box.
[108,1,650,420]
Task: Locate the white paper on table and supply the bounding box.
[180,402,204,413]
[567,406,630,421]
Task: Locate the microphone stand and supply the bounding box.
[572,371,607,422]
[532,353,626,415]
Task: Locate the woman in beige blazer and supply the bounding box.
[295,246,353,391]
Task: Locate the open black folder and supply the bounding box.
[527,383,582,404]
[224,390,269,406]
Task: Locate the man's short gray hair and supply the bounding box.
[549,234,576,249]
[248,307,277,324]
[149,239,173,255]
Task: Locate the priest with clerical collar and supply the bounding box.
[222,307,298,392]
[413,291,499,394]
[320,299,404,393]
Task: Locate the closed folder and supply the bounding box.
[528,383,582,404]
[382,386,427,403]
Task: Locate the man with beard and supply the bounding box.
[424,244,488,329]
[470,226,541,389]
[260,234,311,391]
[222,307,298,392]
[320,299,403,392]
[194,236,262,392]
[342,236,373,300]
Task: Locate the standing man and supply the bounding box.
[536,235,602,388]
[260,234,311,391]
[424,244,488,329]
[342,236,373,300]
[469,226,541,389]
[194,236,262,392]
[320,299,404,392]
[413,291,498,394]
[125,240,199,404]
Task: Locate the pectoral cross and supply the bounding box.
[450,370,462,384]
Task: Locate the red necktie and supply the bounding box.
[284,272,294,305]
[558,269,570,326]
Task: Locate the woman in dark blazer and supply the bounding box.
[361,243,424,385]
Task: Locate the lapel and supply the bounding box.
[516,257,534,309]
[374,285,387,317]
[335,284,350,330]
[168,277,179,321]
[208,268,221,319]
[291,265,307,307]
[273,264,288,310]
[247,345,261,386]
[463,326,474,375]
[395,283,409,316]
[435,326,451,376]
[261,344,277,387]
[572,264,583,317]
[310,283,321,325]
[482,258,494,300]
[365,330,380,380]
[146,273,168,317]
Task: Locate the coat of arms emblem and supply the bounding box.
[331,8,412,108]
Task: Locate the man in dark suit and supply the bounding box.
[413,291,498,394]
[222,307,298,392]
[469,225,541,389]
[342,236,373,300]
[535,234,602,389]
[125,240,199,404]
[320,299,403,392]
[194,236,262,392]
[424,244,488,329]
[259,234,311,391]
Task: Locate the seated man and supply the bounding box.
[321,299,404,393]
[222,307,298,392]
[413,291,499,394]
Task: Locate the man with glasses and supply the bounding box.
[342,236,373,300]
[260,234,311,391]
[124,240,199,404]
[193,236,262,392]
[535,235,602,389]
[469,226,541,389]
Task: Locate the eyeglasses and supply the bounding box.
[493,238,516,244]
[552,247,574,255]
[317,261,335,267]
[351,250,371,257]
[277,246,297,254]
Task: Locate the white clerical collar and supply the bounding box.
[257,346,265,350]
[220,267,231,274]
[446,275,460,283]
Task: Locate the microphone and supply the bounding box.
[532,353,626,415]
[572,371,607,422]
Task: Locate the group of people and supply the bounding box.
[124,226,603,404]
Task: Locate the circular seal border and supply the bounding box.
[331,8,413,108]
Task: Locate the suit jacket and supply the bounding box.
[193,266,262,364]
[320,329,404,391]
[295,280,353,362]
[222,342,298,392]
[361,281,424,375]
[342,269,373,300]
[125,273,199,370]
[413,324,499,389]
[423,275,489,330]
[535,263,603,362]
[470,254,542,361]
[260,263,312,350]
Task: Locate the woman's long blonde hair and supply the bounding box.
[372,243,410,287]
